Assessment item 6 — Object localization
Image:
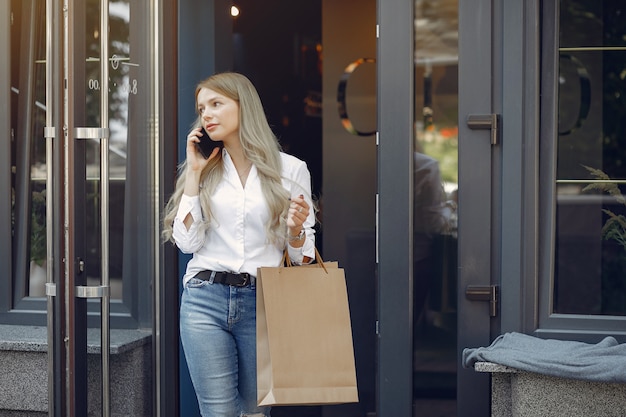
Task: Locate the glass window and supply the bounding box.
[4,0,158,327]
[413,0,459,413]
[10,0,48,300]
[554,1,626,315]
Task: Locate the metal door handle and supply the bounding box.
[465,285,499,317]
[467,113,499,145]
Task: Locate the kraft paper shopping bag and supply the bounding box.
[256,252,358,406]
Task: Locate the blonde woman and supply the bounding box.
[163,72,315,417]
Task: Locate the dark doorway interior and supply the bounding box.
[233,0,323,203]
[232,1,323,416]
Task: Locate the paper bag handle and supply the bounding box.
[283,247,328,274]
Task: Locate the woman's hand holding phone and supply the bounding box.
[195,127,224,159]
[187,127,222,171]
[182,129,213,207]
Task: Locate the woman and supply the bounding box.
[162,72,316,417]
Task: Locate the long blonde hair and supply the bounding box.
[162,72,290,244]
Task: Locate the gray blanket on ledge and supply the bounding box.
[462,332,626,383]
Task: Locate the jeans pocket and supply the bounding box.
[185,277,208,289]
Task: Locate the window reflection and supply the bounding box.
[10,0,48,297]
[10,0,134,302]
[84,0,130,299]
[554,1,626,315]
[413,0,458,414]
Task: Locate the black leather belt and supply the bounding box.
[193,270,253,287]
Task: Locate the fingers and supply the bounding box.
[186,128,210,170]
[208,146,221,159]
[288,194,310,228]
[186,128,201,152]
[290,194,309,215]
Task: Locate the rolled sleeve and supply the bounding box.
[172,194,206,253]
[175,194,203,223]
[287,231,316,264]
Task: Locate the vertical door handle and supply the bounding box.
[465,285,499,317]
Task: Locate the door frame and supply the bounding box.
[377,0,506,415]
[47,0,104,413]
[455,0,496,413]
[377,0,414,416]
[45,0,181,415]
[44,0,67,414]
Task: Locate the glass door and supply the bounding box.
[42,0,160,415]
[412,1,459,415]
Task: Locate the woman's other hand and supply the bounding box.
[287,194,309,244]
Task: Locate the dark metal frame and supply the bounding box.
[0,0,12,317]
[155,0,180,415]
[456,0,495,414]
[45,0,67,414]
[499,0,542,335]
[377,0,414,416]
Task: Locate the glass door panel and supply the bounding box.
[413,1,458,415]
[41,0,159,414]
[69,0,160,324]
[11,0,49,301]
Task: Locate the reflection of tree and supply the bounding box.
[421,138,457,185]
[582,165,626,314]
[414,0,458,57]
[84,0,130,127]
[583,165,626,251]
[30,189,46,266]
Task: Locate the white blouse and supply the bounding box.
[173,150,316,285]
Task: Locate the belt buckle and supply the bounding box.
[238,273,250,287]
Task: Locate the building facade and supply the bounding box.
[1,0,625,416]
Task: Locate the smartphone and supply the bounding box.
[196,127,224,159]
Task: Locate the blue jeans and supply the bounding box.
[180,277,270,417]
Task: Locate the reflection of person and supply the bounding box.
[162,72,316,417]
[413,152,447,326]
[414,152,446,240]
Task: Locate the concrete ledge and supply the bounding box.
[0,325,150,354]
[474,362,518,373]
[475,361,626,417]
[0,325,152,416]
